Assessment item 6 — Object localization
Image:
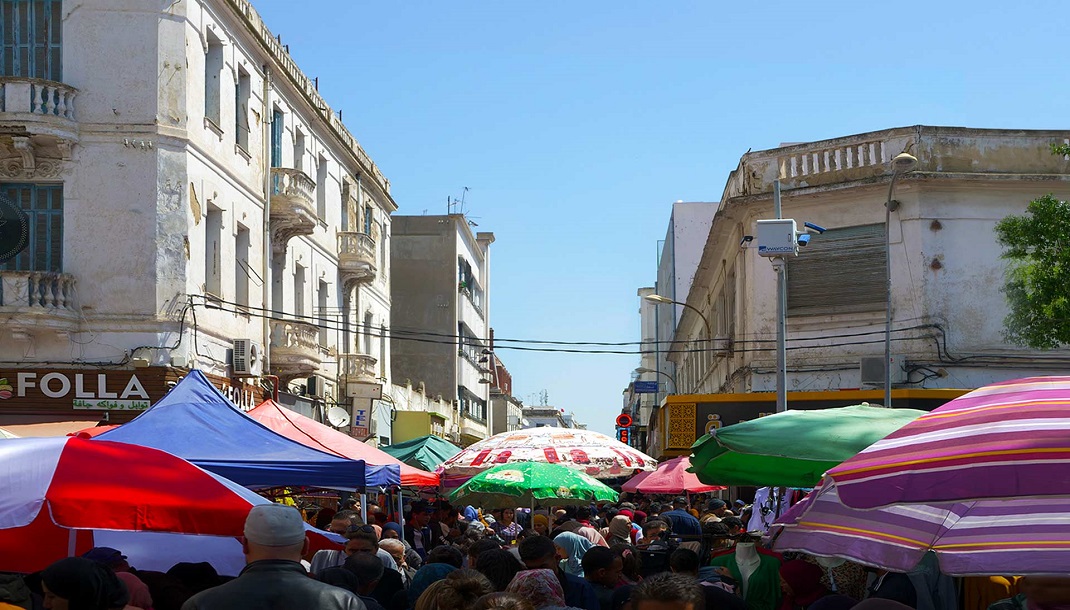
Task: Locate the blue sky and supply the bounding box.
[255,1,1067,437]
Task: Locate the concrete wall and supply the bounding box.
[390,216,460,400]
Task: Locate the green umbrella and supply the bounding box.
[382,435,462,472]
[689,404,925,488]
[449,462,619,509]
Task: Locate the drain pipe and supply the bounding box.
[261,65,272,373]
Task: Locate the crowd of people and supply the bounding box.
[2,494,1067,610]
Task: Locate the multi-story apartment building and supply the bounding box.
[646,126,1070,458]
[390,214,494,446]
[0,0,393,434]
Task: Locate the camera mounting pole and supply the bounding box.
[773,181,788,414]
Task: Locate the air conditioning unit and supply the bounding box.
[860,355,906,387]
[306,375,335,399]
[232,339,263,377]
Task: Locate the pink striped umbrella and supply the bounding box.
[621,456,725,494]
[828,376,1070,509]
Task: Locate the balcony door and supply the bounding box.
[0,183,62,272]
[0,0,62,80]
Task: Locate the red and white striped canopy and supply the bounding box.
[440,427,657,482]
[829,376,1070,509]
[0,436,339,574]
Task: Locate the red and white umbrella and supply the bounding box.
[0,436,340,575]
[439,427,657,483]
[621,456,726,495]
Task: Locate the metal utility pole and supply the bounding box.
[773,181,787,413]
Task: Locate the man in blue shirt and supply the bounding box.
[519,535,600,610]
[658,497,703,538]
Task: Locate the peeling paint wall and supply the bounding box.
[676,127,1070,396]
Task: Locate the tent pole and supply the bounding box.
[398,487,405,531]
[68,529,76,557]
[359,492,368,523]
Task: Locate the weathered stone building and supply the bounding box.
[644,126,1070,457]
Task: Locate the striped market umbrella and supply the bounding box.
[770,477,1070,576]
[828,376,1070,509]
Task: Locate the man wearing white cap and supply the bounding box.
[181,504,366,610]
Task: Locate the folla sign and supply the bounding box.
[8,371,151,410]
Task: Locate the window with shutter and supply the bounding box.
[0,183,62,272]
[0,0,62,80]
[786,223,886,316]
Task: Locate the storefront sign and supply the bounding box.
[3,372,150,411]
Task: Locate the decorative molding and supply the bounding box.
[12,137,34,172]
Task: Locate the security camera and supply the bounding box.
[797,233,812,247]
[803,222,826,233]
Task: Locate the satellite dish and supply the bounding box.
[0,193,30,265]
[327,406,351,428]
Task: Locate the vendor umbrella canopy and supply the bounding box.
[450,462,618,509]
[97,370,398,489]
[0,436,342,574]
[829,376,1070,509]
[770,476,1070,576]
[622,456,725,494]
[689,404,926,488]
[440,426,656,482]
[248,400,438,487]
[381,435,462,472]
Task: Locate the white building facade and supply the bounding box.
[0,0,394,434]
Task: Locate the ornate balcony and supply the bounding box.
[269,167,317,255]
[340,352,378,383]
[269,319,322,384]
[337,231,377,287]
[0,271,78,336]
[0,78,78,180]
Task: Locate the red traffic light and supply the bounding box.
[615,413,633,428]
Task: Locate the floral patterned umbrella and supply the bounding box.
[439,426,656,482]
[449,462,618,509]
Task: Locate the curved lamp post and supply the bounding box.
[642,293,713,341]
[884,152,918,408]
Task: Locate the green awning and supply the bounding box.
[382,435,462,472]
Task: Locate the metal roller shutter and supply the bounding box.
[786,223,886,316]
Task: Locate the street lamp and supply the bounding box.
[884,152,918,408]
[634,366,676,393]
[642,294,713,340]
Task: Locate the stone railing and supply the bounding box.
[341,353,378,380]
[269,320,319,352]
[0,271,76,311]
[0,78,77,120]
[270,167,316,205]
[338,231,376,262]
[778,139,889,180]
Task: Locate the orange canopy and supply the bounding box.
[247,400,438,488]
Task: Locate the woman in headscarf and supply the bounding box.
[574,526,608,548]
[606,516,632,546]
[553,532,594,577]
[409,563,458,608]
[532,514,549,536]
[383,522,404,540]
[41,557,129,610]
[114,572,152,610]
[506,569,571,610]
[779,560,830,610]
